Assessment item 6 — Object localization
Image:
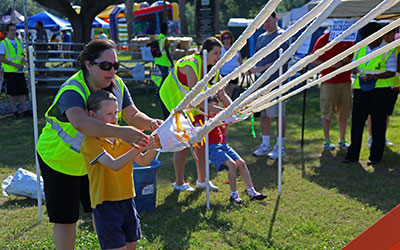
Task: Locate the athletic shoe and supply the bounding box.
[252,144,270,157]
[323,139,335,150]
[196,180,219,191]
[367,137,393,147]
[229,195,243,204]
[367,136,372,148]
[267,145,286,159]
[386,139,394,146]
[172,182,195,192]
[250,193,268,200]
[338,139,349,150]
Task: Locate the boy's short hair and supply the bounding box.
[87,90,117,112]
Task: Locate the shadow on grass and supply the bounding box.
[139,189,280,249]
[305,147,400,212]
[0,197,38,209]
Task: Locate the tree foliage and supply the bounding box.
[32,0,123,43]
[0,0,45,18]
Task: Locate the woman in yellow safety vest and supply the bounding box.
[36,39,162,249]
[159,37,231,192]
[344,22,396,165]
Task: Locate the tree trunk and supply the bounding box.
[214,0,220,34]
[178,0,188,35]
[126,0,135,41]
[163,0,168,24]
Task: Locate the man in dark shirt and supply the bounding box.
[35,21,48,83]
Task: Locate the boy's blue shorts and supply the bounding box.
[93,198,141,249]
[209,143,240,171]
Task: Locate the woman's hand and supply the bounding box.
[361,74,377,82]
[117,126,149,149]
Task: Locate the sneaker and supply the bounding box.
[337,139,349,150]
[12,111,20,119]
[386,139,394,146]
[367,136,372,148]
[229,195,243,204]
[172,182,195,192]
[196,180,219,191]
[250,193,268,201]
[267,145,286,159]
[323,139,335,150]
[252,144,270,157]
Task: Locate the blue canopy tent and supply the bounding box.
[17,11,71,32]
[17,12,110,31]
[93,17,110,29]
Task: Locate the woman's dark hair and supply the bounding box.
[77,39,117,75]
[87,90,117,112]
[5,23,16,32]
[196,36,222,56]
[220,30,234,45]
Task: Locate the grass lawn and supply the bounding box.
[0,85,399,249]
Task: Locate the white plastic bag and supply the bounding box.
[153,111,200,152]
[2,168,45,200]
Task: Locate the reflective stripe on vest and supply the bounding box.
[36,70,125,176]
[354,45,395,89]
[155,33,171,67]
[1,38,23,72]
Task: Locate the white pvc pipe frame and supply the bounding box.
[245,16,400,113]
[249,35,400,114]
[189,0,342,144]
[228,0,399,115]
[189,0,399,145]
[175,0,282,112]
[189,0,338,110]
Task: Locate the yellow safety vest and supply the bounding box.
[354,45,395,89]
[154,33,171,67]
[1,38,23,72]
[159,54,219,112]
[36,70,125,176]
[394,47,400,88]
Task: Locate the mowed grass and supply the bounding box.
[0,85,399,249]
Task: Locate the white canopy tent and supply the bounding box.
[308,0,400,19]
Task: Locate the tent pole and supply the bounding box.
[203,50,210,210]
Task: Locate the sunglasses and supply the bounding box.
[91,61,120,71]
[222,36,231,40]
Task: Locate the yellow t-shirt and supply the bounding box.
[81,136,136,208]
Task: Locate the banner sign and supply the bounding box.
[329,19,358,42]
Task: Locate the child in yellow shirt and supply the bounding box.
[81,90,160,250]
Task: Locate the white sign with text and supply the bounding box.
[329,19,358,42]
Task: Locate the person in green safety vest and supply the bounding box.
[155,22,175,119]
[36,39,163,249]
[344,22,396,165]
[160,36,231,192]
[155,22,174,80]
[366,27,399,148]
[0,23,31,119]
